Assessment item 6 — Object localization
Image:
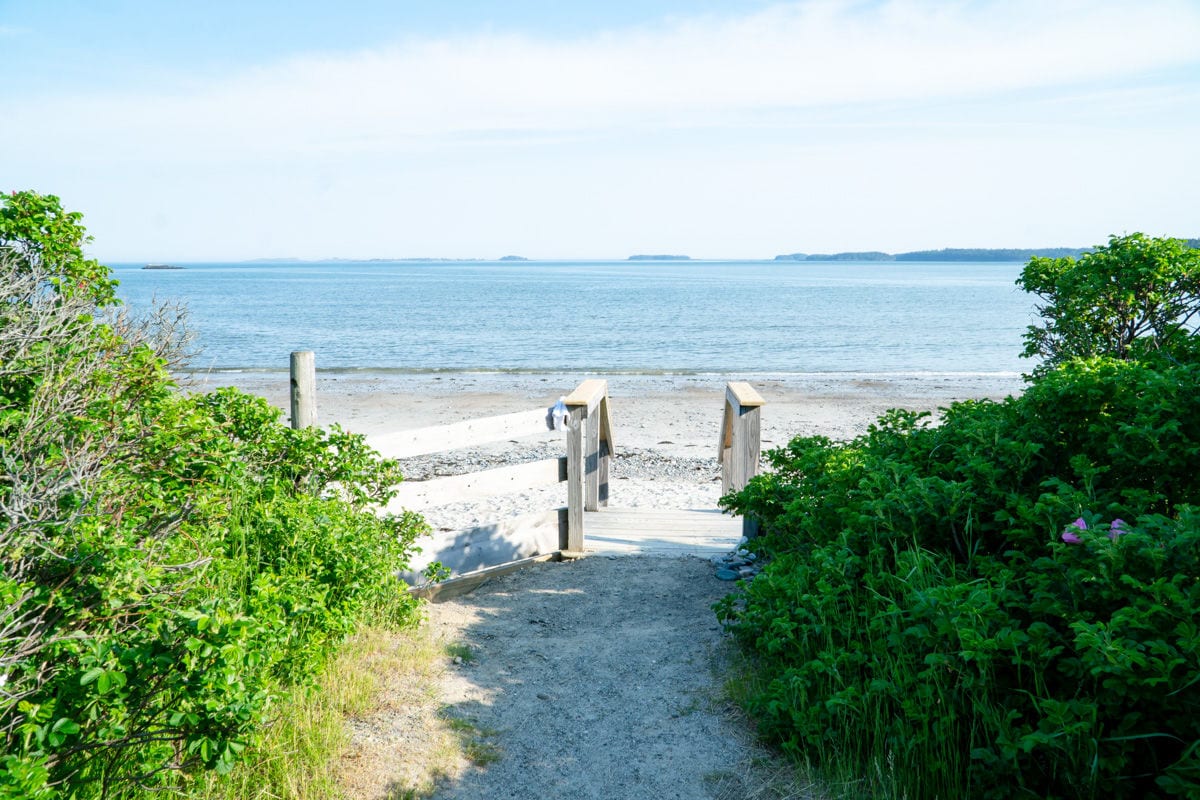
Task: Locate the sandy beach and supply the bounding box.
[187,370,1025,532]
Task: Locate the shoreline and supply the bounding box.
[185,370,1027,533]
[181,369,1026,446]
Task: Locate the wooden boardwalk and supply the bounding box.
[580,507,742,557]
[293,367,767,582]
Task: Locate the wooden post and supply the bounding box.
[598,393,613,507]
[290,350,317,429]
[565,404,586,554]
[584,402,600,511]
[719,382,764,537]
[564,378,614,553]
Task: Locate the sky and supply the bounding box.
[3,0,1200,261]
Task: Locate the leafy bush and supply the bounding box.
[0,192,425,799]
[1019,233,1200,371]
[721,235,1200,798]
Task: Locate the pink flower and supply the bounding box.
[1108,519,1128,540]
[1061,517,1087,544]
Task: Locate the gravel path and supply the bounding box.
[423,555,785,799]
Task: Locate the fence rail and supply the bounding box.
[285,353,762,590]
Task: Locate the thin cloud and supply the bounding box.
[6,0,1200,260]
[12,0,1200,161]
[217,0,1200,130]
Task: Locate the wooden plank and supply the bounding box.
[727,381,765,408]
[598,439,610,508]
[566,405,585,551]
[583,507,740,520]
[565,378,607,412]
[367,406,553,459]
[409,553,561,602]
[580,508,743,556]
[387,457,566,510]
[401,507,567,582]
[582,512,743,534]
[289,350,317,429]
[717,397,733,461]
[582,510,742,529]
[599,392,616,454]
[584,401,600,511]
[730,404,761,493]
[720,445,734,495]
[580,513,739,525]
[597,392,613,507]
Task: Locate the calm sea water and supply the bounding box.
[108,260,1037,376]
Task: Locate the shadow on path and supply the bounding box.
[424,555,781,800]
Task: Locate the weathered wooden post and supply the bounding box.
[564,379,613,554]
[597,393,612,508]
[289,350,317,429]
[565,401,587,554]
[719,381,764,537]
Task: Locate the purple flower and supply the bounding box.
[1108,519,1129,540]
[1061,517,1087,544]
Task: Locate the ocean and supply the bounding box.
[109,260,1038,377]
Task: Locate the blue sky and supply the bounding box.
[3,0,1199,260]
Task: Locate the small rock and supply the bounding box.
[536,692,551,700]
[716,568,740,581]
[453,656,463,665]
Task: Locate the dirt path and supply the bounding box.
[419,554,787,799]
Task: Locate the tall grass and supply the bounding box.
[192,617,464,800]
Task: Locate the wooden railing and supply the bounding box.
[564,378,614,554]
[287,352,762,583]
[372,406,569,585]
[364,377,613,591]
[719,381,764,537]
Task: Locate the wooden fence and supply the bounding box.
[288,353,614,579]
[287,352,761,593]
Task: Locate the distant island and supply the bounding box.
[779,251,893,262]
[775,247,1091,262]
[361,257,487,263]
[143,263,184,270]
[178,239,1199,265]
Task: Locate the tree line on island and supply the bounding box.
[776,240,1200,262]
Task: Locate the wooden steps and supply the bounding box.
[580,507,742,556]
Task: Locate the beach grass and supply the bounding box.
[194,620,467,800]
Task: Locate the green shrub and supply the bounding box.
[720,235,1200,798]
[0,192,425,799]
[1018,233,1200,372]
